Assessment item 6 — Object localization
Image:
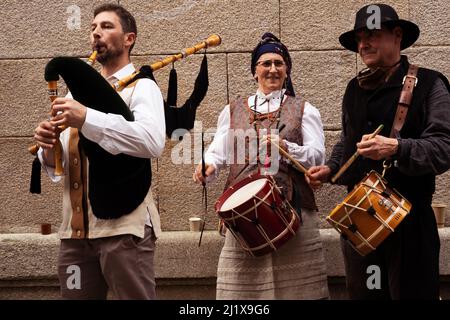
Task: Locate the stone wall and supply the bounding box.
[0,0,448,234]
[0,0,449,300]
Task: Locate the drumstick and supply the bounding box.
[265,123,308,174]
[269,140,308,174]
[201,131,206,187]
[331,124,384,183]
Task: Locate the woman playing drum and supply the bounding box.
[193,32,329,300]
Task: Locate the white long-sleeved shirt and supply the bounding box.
[204,89,325,181]
[81,63,165,158]
[38,63,165,239]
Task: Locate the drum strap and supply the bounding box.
[389,64,419,138]
[382,64,418,176]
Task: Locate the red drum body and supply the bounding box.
[215,173,300,256]
[327,170,411,256]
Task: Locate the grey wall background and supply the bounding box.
[0,0,448,234]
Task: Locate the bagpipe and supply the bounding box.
[29,34,222,219]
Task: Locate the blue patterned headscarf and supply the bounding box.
[251,32,295,96]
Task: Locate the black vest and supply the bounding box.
[43,57,154,220]
[82,137,152,220]
[339,55,450,201]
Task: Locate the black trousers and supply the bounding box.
[341,201,441,300]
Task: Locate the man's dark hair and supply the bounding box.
[94,3,137,54]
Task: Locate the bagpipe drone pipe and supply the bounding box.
[29,35,221,219]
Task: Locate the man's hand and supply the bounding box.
[34,120,56,167]
[50,97,87,129]
[357,134,398,160]
[306,165,331,190]
[34,120,56,149]
[193,163,216,185]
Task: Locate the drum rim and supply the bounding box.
[328,170,385,217]
[215,173,272,212]
[230,210,300,255]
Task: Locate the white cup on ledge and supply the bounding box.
[189,217,204,232]
[432,203,447,229]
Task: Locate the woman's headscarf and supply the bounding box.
[251,32,295,96]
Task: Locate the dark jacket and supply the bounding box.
[327,55,450,204]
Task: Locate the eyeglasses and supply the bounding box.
[256,59,286,69]
[355,27,387,43]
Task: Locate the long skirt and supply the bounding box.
[216,209,329,299]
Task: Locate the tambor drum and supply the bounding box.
[215,173,300,256]
[327,170,411,256]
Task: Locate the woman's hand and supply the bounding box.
[193,163,216,185]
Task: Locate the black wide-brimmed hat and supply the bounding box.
[339,3,420,52]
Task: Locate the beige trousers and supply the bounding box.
[58,225,156,300]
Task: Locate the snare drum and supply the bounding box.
[327,170,411,256]
[215,173,300,256]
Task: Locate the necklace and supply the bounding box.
[249,91,284,130]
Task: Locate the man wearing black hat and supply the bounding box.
[307,4,450,299]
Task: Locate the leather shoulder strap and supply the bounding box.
[389,64,419,138]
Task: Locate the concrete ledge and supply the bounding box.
[1,228,450,280]
[154,231,224,278]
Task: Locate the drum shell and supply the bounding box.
[216,174,299,256]
[327,171,411,256]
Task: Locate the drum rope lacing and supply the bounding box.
[328,173,409,254]
[219,175,299,256]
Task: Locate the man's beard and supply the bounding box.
[97,48,122,64]
[95,43,124,65]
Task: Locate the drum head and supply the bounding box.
[220,178,267,211]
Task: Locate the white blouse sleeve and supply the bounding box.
[204,105,231,181]
[283,101,325,167]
